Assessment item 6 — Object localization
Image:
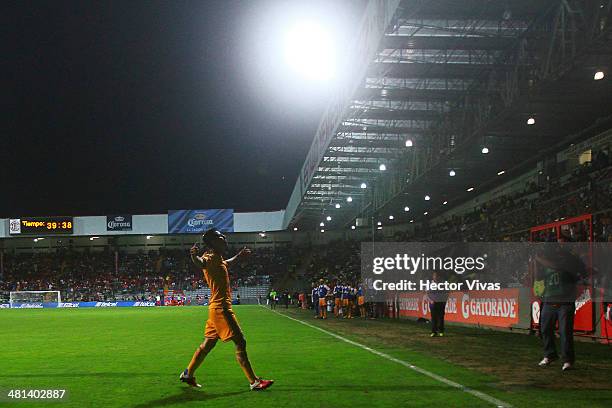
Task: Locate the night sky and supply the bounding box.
[3,0,364,217]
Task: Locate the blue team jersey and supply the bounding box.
[311,288,318,300]
[333,286,342,297]
[356,287,363,296]
[342,286,350,298]
[317,285,329,297]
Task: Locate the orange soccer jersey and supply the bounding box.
[201,252,242,341]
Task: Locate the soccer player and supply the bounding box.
[180,229,274,390]
[317,279,330,319]
[356,285,366,318]
[311,283,319,318]
[341,284,350,318]
[332,282,342,317]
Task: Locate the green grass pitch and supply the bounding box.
[1,306,611,407]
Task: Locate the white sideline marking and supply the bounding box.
[264,307,512,408]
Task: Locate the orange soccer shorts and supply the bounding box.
[334,298,341,307]
[358,296,365,306]
[204,308,243,342]
[319,298,327,307]
[342,299,349,307]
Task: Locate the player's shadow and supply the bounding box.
[131,387,248,408]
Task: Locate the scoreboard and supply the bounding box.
[9,216,74,235]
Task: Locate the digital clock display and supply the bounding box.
[9,216,74,235]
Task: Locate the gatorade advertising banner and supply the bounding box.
[168,209,234,234]
[397,289,520,328]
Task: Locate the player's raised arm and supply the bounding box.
[190,244,206,268]
[226,246,251,264]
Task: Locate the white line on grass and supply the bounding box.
[264,307,512,408]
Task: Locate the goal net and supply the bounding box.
[9,291,61,307]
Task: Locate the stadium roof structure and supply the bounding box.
[284,0,612,231]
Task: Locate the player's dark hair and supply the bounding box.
[202,228,220,247]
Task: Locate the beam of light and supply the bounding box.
[284,22,336,81]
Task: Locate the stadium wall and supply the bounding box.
[0,210,286,239]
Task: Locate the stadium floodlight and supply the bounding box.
[335,203,341,209]
[360,182,367,189]
[497,170,506,176]
[10,290,61,307]
[405,139,413,147]
[481,147,489,154]
[146,235,154,240]
[326,215,332,221]
[320,222,325,227]
[388,215,394,220]
[443,201,448,205]
[320,229,325,233]
[379,164,386,171]
[527,117,535,125]
[449,169,456,177]
[424,211,428,215]
[293,227,298,231]
[377,226,382,230]
[594,71,604,80]
[259,232,266,238]
[89,236,99,241]
[377,221,382,226]
[284,22,335,81]
[346,196,353,202]
[404,206,410,212]
[424,195,430,201]
[351,225,356,230]
[410,219,414,223]
[467,187,475,192]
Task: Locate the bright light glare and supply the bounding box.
[346,196,353,202]
[594,71,604,80]
[284,22,335,81]
[527,117,535,125]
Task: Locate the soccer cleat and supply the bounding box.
[562,362,573,371]
[430,332,438,337]
[180,369,202,388]
[250,378,274,391]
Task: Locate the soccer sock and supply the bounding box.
[236,350,257,383]
[187,341,214,376]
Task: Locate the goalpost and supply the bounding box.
[9,291,61,307]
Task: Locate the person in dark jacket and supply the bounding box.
[535,239,584,371]
[426,271,449,337]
